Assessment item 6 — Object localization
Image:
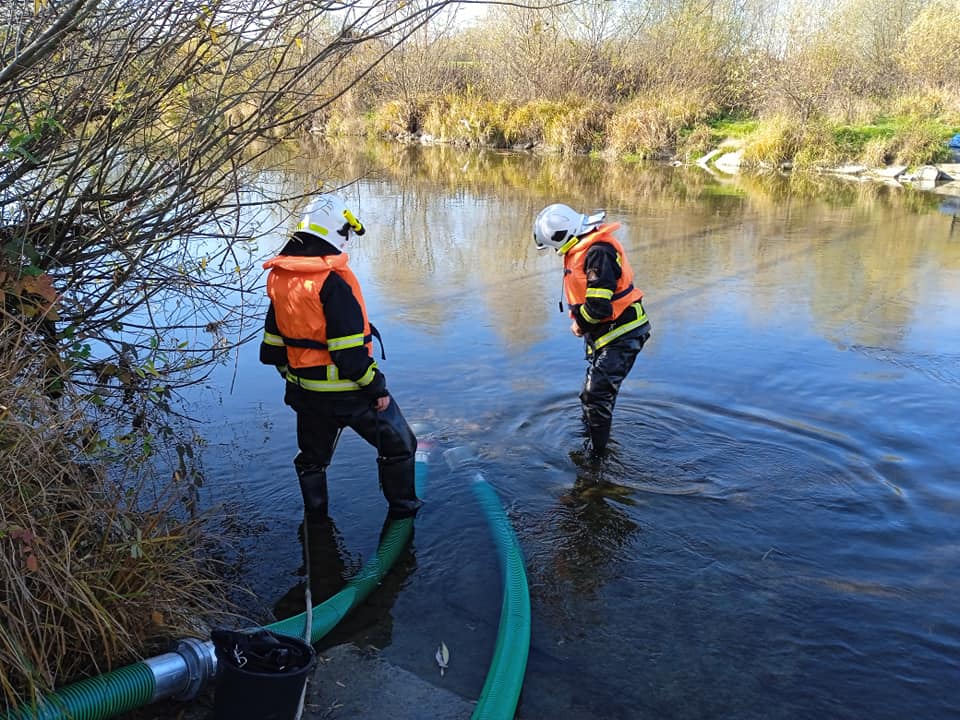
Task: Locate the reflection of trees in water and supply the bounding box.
[277,139,958,354]
[368,184,465,333]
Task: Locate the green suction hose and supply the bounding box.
[266,513,416,643]
[3,663,156,720]
[469,473,531,720]
[2,453,430,720]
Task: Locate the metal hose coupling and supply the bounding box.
[145,636,218,703]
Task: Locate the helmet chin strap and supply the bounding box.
[556,234,580,255]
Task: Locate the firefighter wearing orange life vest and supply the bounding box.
[533,203,651,457]
[260,193,421,521]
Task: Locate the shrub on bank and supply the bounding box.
[738,114,957,170]
[606,92,715,159]
[543,101,611,154]
[503,100,610,153]
[892,88,960,124]
[372,99,424,136]
[321,110,372,138]
[365,95,612,153]
[831,119,951,167]
[676,123,716,162]
[885,121,955,166]
[503,100,566,148]
[0,328,226,712]
[740,116,845,169]
[740,116,806,168]
[420,94,511,146]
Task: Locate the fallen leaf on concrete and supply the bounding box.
[435,641,449,676]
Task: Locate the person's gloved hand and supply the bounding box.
[373,394,390,412]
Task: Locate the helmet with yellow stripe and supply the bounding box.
[296,193,365,249]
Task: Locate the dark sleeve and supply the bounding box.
[320,273,387,397]
[573,242,621,330]
[259,301,289,370]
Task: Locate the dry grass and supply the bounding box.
[892,88,960,125]
[542,101,611,154]
[371,99,424,137]
[504,100,568,148]
[858,136,895,168]
[886,121,956,166]
[420,94,511,147]
[0,320,228,713]
[740,116,842,170]
[740,116,806,168]
[503,100,610,153]
[328,82,959,170]
[676,123,716,162]
[739,112,954,170]
[321,111,372,138]
[606,91,715,159]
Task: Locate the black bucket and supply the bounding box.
[211,629,317,720]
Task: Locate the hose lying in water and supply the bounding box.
[443,446,531,720]
[1,453,431,720]
[469,472,532,720]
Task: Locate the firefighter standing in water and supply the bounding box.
[259,193,422,521]
[533,203,651,458]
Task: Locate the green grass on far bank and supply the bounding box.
[710,117,760,139]
[831,118,958,167]
[738,115,958,169]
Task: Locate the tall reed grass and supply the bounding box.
[0,320,228,713]
[605,91,716,159]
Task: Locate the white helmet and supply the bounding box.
[296,193,365,249]
[533,203,605,252]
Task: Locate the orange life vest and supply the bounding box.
[563,223,643,321]
[263,253,373,370]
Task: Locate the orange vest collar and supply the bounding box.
[583,222,621,241]
[262,253,349,272]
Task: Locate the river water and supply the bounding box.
[190,142,960,719]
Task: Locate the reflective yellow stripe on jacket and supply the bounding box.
[591,303,649,352]
[326,333,365,351]
[585,288,614,300]
[285,363,378,392]
[263,331,285,347]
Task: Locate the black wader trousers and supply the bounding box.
[285,386,421,520]
[580,329,649,455]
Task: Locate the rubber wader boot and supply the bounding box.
[296,464,329,522]
[378,455,422,519]
[587,423,610,458]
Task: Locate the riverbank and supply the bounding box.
[321,101,960,201]
[302,643,474,720]
[695,143,960,198]
[136,642,474,720]
[338,114,960,202]
[321,93,960,169]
